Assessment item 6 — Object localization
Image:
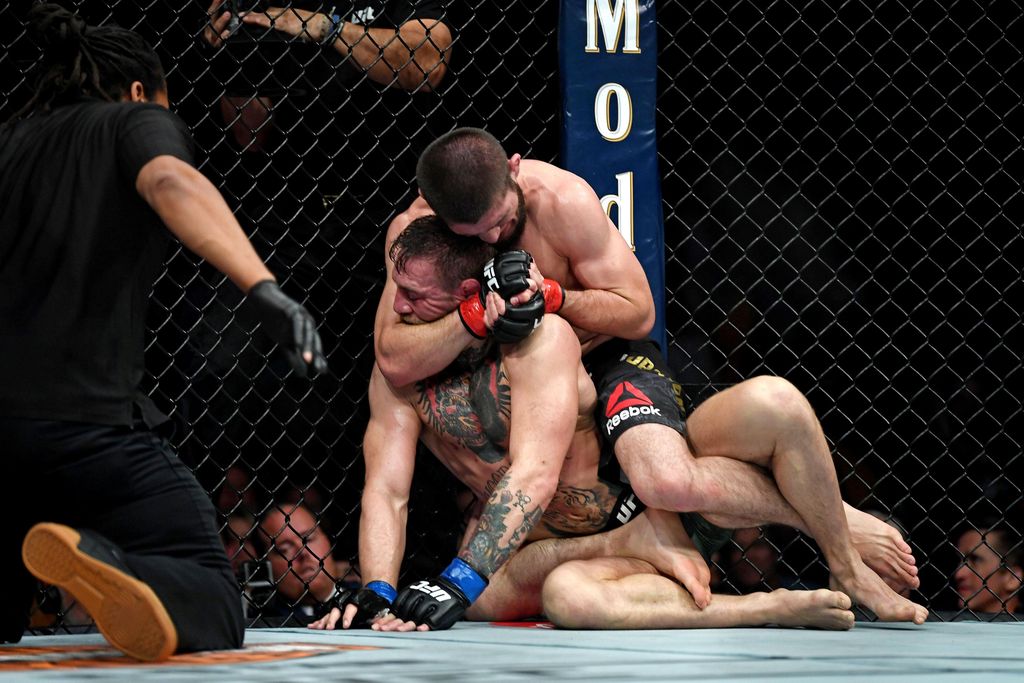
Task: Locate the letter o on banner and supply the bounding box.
[594,83,632,142]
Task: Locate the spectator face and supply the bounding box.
[955,530,1021,613]
[216,465,258,514]
[222,515,259,574]
[730,528,779,591]
[261,505,337,603]
[391,256,464,324]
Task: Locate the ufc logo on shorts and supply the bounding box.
[483,260,498,293]
[409,580,452,602]
[616,493,638,524]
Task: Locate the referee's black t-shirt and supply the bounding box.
[0,99,194,426]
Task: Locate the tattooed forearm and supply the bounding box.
[483,464,510,499]
[541,482,620,536]
[513,490,532,514]
[460,475,545,576]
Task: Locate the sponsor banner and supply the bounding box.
[559,0,667,349]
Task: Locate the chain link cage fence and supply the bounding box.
[1,0,1019,628]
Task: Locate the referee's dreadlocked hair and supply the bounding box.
[13,3,165,119]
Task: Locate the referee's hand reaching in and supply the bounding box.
[246,280,328,377]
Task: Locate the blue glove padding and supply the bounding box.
[439,558,487,601]
[365,580,398,603]
[334,580,395,628]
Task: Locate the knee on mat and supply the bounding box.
[542,562,607,629]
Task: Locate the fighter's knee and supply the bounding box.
[628,465,701,512]
[542,562,604,628]
[744,375,815,427]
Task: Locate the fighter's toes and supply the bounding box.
[829,590,853,611]
[832,562,926,625]
[776,589,855,630]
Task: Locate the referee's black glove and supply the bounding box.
[245,280,328,377]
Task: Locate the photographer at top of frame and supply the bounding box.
[203,1,456,254]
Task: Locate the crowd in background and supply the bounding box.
[1,1,1018,627]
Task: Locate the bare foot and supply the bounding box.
[831,558,928,624]
[844,504,919,593]
[607,509,712,608]
[760,588,855,630]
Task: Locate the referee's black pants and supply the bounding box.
[1,417,244,651]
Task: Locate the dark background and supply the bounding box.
[1,0,1019,619]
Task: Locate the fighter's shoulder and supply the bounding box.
[507,314,580,366]
[370,361,410,398]
[386,197,433,240]
[523,162,600,220]
[539,313,582,348]
[522,160,587,194]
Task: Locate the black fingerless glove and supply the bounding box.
[482,250,545,344]
[333,581,395,628]
[484,250,533,299]
[245,280,328,377]
[491,292,545,344]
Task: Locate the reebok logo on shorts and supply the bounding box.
[606,381,654,414]
[604,381,662,435]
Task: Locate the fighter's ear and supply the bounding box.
[508,154,522,178]
[457,278,481,298]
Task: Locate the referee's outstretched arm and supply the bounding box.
[136,154,328,375]
[136,154,273,292]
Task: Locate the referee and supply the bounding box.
[0,5,327,661]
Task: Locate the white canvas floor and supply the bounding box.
[3,621,1023,682]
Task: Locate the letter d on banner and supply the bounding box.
[559,0,666,350]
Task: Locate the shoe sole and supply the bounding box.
[22,523,178,661]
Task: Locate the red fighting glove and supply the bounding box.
[541,279,565,313]
[458,295,487,339]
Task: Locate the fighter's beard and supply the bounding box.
[494,182,527,251]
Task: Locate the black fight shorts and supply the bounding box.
[682,512,733,563]
[583,338,686,451]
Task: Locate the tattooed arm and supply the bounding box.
[540,480,622,537]
[457,315,583,577]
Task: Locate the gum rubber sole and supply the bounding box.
[21,523,178,661]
